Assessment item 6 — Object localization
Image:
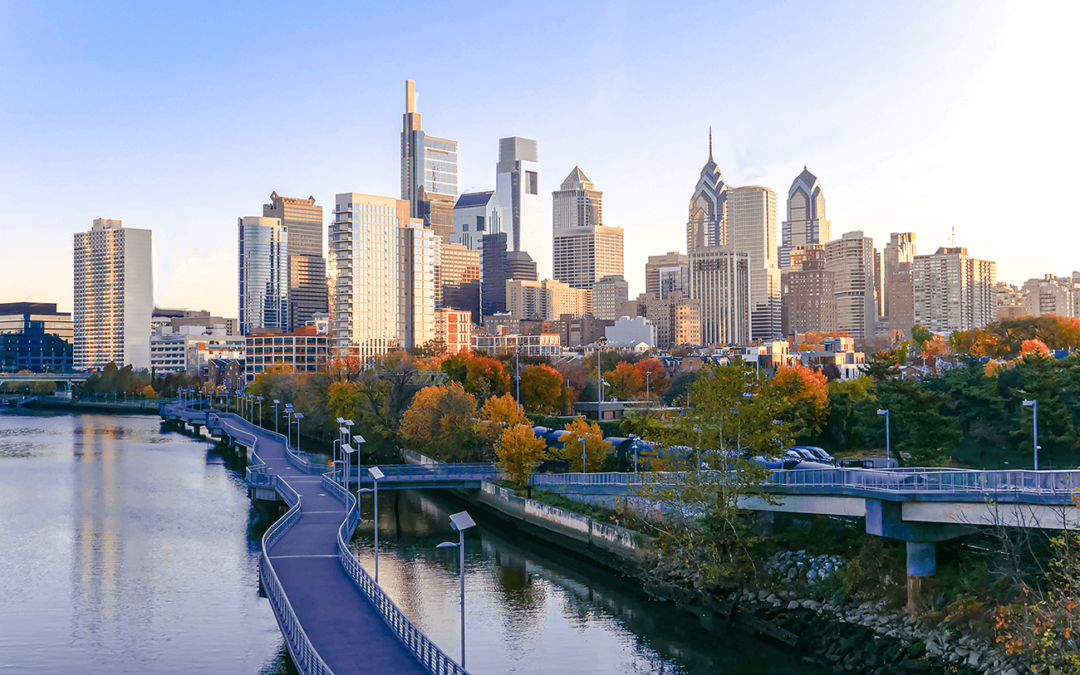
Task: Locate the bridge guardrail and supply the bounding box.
[323,474,468,675]
[768,467,1080,495]
[340,463,497,484]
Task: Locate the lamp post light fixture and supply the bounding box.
[645,371,652,404]
[294,412,304,453]
[344,419,355,462]
[630,434,641,474]
[1022,399,1039,471]
[877,409,891,464]
[437,511,476,669]
[359,466,385,582]
[273,400,280,434]
[341,443,355,504]
[256,396,263,426]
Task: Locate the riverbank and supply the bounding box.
[1,396,162,415]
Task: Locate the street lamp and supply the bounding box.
[294,412,304,453]
[359,466,385,582]
[285,404,294,447]
[256,396,263,426]
[1022,399,1039,471]
[877,409,891,465]
[273,400,281,434]
[341,443,355,502]
[645,370,652,404]
[344,419,355,462]
[630,434,641,474]
[437,511,476,668]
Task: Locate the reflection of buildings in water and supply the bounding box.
[485,543,547,616]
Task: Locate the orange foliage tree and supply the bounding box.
[634,357,669,398]
[1020,338,1051,358]
[519,363,563,414]
[765,364,831,439]
[477,393,529,442]
[441,352,512,399]
[495,424,548,485]
[559,417,614,472]
[400,382,478,461]
[606,361,643,400]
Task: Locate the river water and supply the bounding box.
[0,412,826,675]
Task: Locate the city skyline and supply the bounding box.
[1,2,1077,316]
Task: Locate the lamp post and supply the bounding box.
[341,443,355,504]
[285,404,294,447]
[514,343,521,406]
[630,434,641,474]
[877,409,891,464]
[645,370,652,405]
[294,412,304,453]
[581,434,587,474]
[256,396,263,427]
[273,400,280,435]
[1023,399,1039,471]
[344,419,355,463]
[437,511,476,668]
[359,465,385,581]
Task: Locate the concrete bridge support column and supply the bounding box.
[905,541,936,615]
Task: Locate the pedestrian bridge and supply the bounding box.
[161,402,470,675]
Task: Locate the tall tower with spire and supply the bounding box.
[400,79,459,243]
[779,166,831,267]
[687,129,728,254]
[552,166,623,298]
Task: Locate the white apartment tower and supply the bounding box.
[728,185,781,340]
[780,168,831,268]
[825,231,877,340]
[690,246,750,346]
[328,193,437,359]
[913,247,997,333]
[495,137,543,272]
[73,219,153,371]
[552,166,624,295]
[238,216,289,335]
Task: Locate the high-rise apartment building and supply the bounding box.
[641,291,701,350]
[592,275,630,320]
[690,246,749,346]
[328,193,437,359]
[551,166,624,293]
[73,219,153,370]
[883,233,917,336]
[452,191,502,252]
[400,80,458,243]
[263,192,327,331]
[238,216,289,336]
[781,253,837,335]
[495,137,542,264]
[506,278,589,321]
[728,185,781,340]
[780,167,831,268]
[825,231,876,340]
[686,132,727,254]
[645,251,690,299]
[913,247,997,333]
[1021,275,1080,318]
[436,243,481,324]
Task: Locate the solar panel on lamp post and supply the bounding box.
[341,443,355,507]
[273,400,280,434]
[359,465,385,581]
[437,511,476,669]
[294,413,304,453]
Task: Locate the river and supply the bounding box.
[0,412,826,674]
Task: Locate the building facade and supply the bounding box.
[825,231,877,340]
[690,246,749,346]
[480,234,539,317]
[645,251,690,299]
[1020,275,1080,318]
[728,185,781,340]
[434,308,473,354]
[686,132,727,254]
[641,291,701,350]
[551,167,624,294]
[505,278,589,321]
[912,247,997,333]
[73,219,153,371]
[400,80,458,243]
[238,216,289,336]
[452,191,502,252]
[883,232,917,336]
[435,243,481,324]
[495,137,542,262]
[0,302,73,372]
[780,167,831,268]
[244,328,328,382]
[781,255,837,335]
[592,275,630,320]
[263,192,327,331]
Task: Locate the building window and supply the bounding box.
[526,172,538,195]
[476,215,485,231]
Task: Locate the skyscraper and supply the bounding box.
[780,168,831,268]
[400,80,458,243]
[645,251,690,299]
[328,193,437,359]
[913,247,997,334]
[238,216,289,335]
[480,233,538,317]
[781,251,837,335]
[263,192,327,331]
[728,185,781,340]
[883,233,917,336]
[690,246,749,346]
[495,137,543,270]
[435,243,481,324]
[825,231,876,340]
[452,191,502,252]
[74,218,153,370]
[551,166,624,294]
[687,130,727,254]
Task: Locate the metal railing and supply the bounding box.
[768,467,1080,497]
[323,474,468,675]
[338,463,497,485]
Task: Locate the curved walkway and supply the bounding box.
[165,404,462,675]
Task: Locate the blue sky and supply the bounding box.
[2,1,1077,316]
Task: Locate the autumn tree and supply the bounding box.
[477,393,529,443]
[400,382,478,462]
[519,363,563,414]
[495,424,548,485]
[141,384,158,399]
[765,364,830,441]
[1020,338,1051,357]
[634,357,669,399]
[441,352,512,399]
[559,417,614,472]
[605,361,643,400]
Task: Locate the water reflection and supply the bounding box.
[349,490,829,675]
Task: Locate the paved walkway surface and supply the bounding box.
[218,416,427,675]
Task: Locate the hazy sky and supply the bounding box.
[2,1,1077,317]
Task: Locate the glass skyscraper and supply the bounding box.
[238,216,289,335]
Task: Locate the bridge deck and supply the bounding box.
[215,416,429,675]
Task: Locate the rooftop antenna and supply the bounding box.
[950,226,956,247]
[708,127,713,162]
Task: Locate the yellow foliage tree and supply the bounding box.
[478,393,528,442]
[560,417,613,472]
[495,424,548,485]
[141,384,158,399]
[400,382,478,461]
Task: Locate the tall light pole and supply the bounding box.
[630,434,641,474]
[1023,399,1039,471]
[877,409,891,465]
[285,404,294,447]
[359,465,384,581]
[273,400,280,435]
[514,343,521,406]
[341,443,355,502]
[581,434,587,474]
[437,511,476,669]
[256,396,263,426]
[294,412,304,453]
[344,419,355,463]
[645,370,652,405]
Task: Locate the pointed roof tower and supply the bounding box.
[560,165,594,190]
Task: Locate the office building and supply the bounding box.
[74,219,153,371]
[605,316,655,348]
[434,308,473,355]
[592,275,630,320]
[551,166,624,294]
[640,291,701,350]
[245,327,328,382]
[0,302,73,372]
[238,216,289,335]
[436,243,481,324]
[780,167,831,268]
[781,253,837,335]
[452,191,502,252]
[645,251,690,298]
[400,80,458,242]
[264,192,327,330]
[825,231,877,340]
[687,131,728,254]
[150,324,245,377]
[471,331,561,358]
[168,310,239,336]
[495,137,543,266]
[505,278,589,321]
[690,246,749,346]
[328,193,437,359]
[480,233,538,316]
[883,233,917,336]
[729,185,781,340]
[913,247,997,333]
